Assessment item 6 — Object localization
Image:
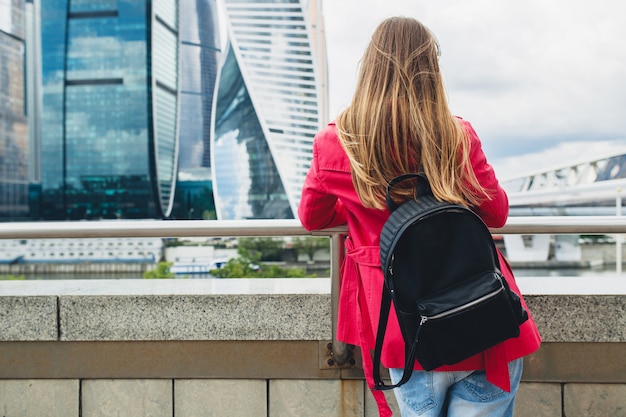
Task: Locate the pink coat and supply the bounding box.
[298,119,541,416]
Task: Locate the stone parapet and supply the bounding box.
[1,277,626,416]
[2,277,626,343]
[0,278,332,342]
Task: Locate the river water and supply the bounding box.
[12,264,623,280]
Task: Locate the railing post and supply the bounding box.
[617,188,622,275]
[329,232,350,365]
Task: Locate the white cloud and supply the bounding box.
[494,140,626,181]
[321,0,626,177]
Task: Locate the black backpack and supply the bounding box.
[373,173,528,390]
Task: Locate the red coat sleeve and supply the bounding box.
[462,120,509,228]
[298,138,347,231]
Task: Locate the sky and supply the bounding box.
[320,0,626,179]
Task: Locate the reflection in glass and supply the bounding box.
[170,0,220,220]
[213,0,327,220]
[38,0,179,219]
[0,0,29,219]
[213,46,290,219]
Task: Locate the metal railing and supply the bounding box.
[2,215,626,365]
[4,216,626,240]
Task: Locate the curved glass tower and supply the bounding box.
[38,0,179,219]
[177,0,220,174]
[212,0,327,220]
[170,0,221,220]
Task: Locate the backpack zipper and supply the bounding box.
[419,285,504,324]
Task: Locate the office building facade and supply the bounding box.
[212,0,327,219]
[1,0,327,221]
[169,0,221,220]
[0,0,29,218]
[37,0,180,220]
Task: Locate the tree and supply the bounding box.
[238,237,284,261]
[291,237,330,262]
[0,274,26,280]
[210,246,315,278]
[143,262,176,279]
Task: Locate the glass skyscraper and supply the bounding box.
[212,0,327,220]
[0,0,29,218]
[178,0,220,174]
[0,0,327,221]
[37,0,179,220]
[169,0,221,220]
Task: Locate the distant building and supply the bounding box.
[212,0,328,219]
[0,237,162,264]
[0,0,29,218]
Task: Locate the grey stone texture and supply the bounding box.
[2,279,625,343]
[1,279,626,416]
[175,379,266,417]
[81,379,172,417]
[364,382,401,417]
[564,383,626,417]
[514,382,562,417]
[270,379,363,417]
[59,293,331,341]
[0,379,79,417]
[0,279,332,341]
[2,378,626,416]
[525,295,626,342]
[0,295,58,341]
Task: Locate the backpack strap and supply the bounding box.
[373,286,424,390]
[372,288,392,389]
[385,172,431,212]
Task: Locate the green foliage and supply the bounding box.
[164,238,184,247]
[291,237,330,261]
[210,252,315,278]
[143,261,176,279]
[238,237,284,261]
[0,274,26,280]
[210,257,255,278]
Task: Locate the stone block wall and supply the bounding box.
[2,379,626,416]
[1,277,626,416]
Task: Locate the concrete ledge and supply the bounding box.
[525,295,626,342]
[59,293,330,341]
[0,279,332,342]
[0,277,331,296]
[1,277,625,342]
[0,295,58,341]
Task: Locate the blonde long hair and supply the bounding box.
[336,17,490,210]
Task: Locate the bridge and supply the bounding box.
[500,150,626,265]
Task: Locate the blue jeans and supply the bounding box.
[389,358,523,417]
